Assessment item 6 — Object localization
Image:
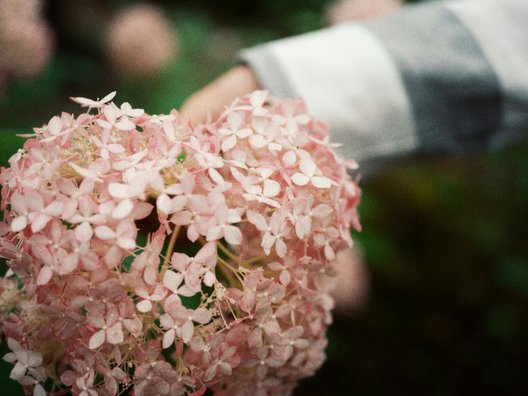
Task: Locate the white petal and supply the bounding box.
[248,134,267,149]
[31,213,51,233]
[136,300,153,313]
[107,144,125,154]
[45,201,64,216]
[206,226,223,241]
[279,270,290,285]
[162,329,175,349]
[100,91,117,104]
[75,222,93,242]
[48,116,62,135]
[227,111,242,129]
[157,194,172,215]
[9,362,26,380]
[312,176,333,189]
[263,180,280,197]
[89,329,106,349]
[299,156,317,177]
[117,237,136,250]
[247,211,267,231]
[221,135,237,152]
[208,168,225,185]
[193,307,212,324]
[237,128,253,138]
[250,90,268,107]
[36,267,53,285]
[69,163,101,181]
[203,271,216,287]
[324,244,335,261]
[11,216,27,232]
[95,225,116,240]
[108,183,129,199]
[268,142,282,151]
[275,239,287,258]
[226,208,241,223]
[257,167,273,179]
[291,173,310,186]
[112,199,134,219]
[33,383,46,396]
[312,204,333,218]
[224,226,242,245]
[181,321,194,343]
[163,270,184,293]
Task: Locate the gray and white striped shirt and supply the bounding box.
[240,0,528,174]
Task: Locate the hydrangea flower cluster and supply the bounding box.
[0,91,360,395]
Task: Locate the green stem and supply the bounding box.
[217,241,240,264]
[217,256,243,289]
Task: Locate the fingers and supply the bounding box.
[180,66,261,126]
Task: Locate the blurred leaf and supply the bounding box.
[497,258,528,294]
[0,132,24,165]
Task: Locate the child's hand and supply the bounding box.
[180,65,260,125]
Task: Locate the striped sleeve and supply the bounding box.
[238,0,528,173]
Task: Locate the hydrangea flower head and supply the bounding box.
[0,91,360,395]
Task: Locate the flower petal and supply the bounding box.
[136,300,153,313]
[162,329,175,349]
[75,222,93,242]
[291,173,310,186]
[224,226,242,245]
[106,322,124,344]
[311,176,333,189]
[11,216,27,232]
[95,225,116,240]
[181,320,194,343]
[163,270,184,293]
[89,329,106,349]
[248,134,267,149]
[263,180,280,197]
[108,183,129,199]
[112,199,134,219]
[157,194,172,215]
[31,213,51,233]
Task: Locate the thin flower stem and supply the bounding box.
[161,225,181,275]
[217,256,239,275]
[216,241,239,264]
[217,259,239,287]
[217,256,244,287]
[216,300,229,328]
[243,255,267,266]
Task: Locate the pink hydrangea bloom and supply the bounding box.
[0,91,361,395]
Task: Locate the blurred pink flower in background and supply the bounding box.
[106,4,179,78]
[326,0,403,25]
[331,248,370,314]
[0,0,41,21]
[0,0,54,79]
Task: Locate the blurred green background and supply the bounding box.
[1,0,528,395]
